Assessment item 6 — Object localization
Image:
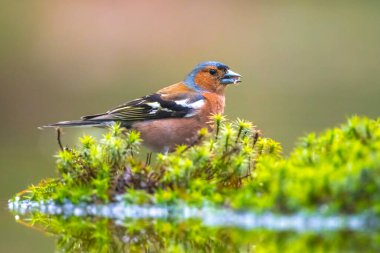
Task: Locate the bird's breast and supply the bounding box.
[201,93,225,116]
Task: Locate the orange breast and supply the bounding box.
[202,92,226,116]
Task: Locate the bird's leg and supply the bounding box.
[145,153,149,165]
[56,127,64,151]
[145,152,152,166]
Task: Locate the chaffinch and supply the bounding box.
[44,61,242,152]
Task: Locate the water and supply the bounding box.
[8,199,380,252]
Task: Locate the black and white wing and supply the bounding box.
[43,91,205,128]
[78,93,204,126]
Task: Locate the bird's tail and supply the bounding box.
[39,120,108,129]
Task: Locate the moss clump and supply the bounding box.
[15,115,280,206]
[13,115,380,215]
[232,116,380,215]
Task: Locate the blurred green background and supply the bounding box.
[1,1,379,252]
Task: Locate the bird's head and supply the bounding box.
[184,61,242,94]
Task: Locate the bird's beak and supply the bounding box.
[220,69,242,85]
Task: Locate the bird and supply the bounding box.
[43,61,242,153]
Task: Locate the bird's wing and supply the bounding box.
[81,92,205,123]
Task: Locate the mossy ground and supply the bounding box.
[12,115,380,215]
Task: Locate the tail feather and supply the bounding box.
[39,120,109,129]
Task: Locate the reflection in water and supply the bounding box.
[9,200,380,252]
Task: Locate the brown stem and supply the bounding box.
[56,127,64,151]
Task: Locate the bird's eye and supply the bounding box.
[209,69,217,76]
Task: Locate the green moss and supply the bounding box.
[236,116,380,214]
[13,115,380,215]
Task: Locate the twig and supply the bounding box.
[56,128,64,151]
